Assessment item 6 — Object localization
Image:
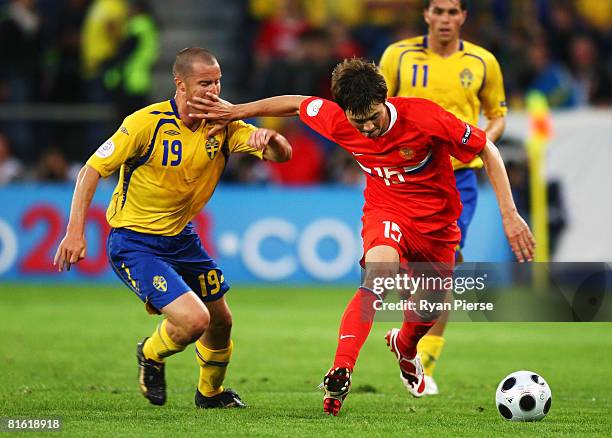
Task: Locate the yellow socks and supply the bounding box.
[141,320,233,397]
[417,335,446,377]
[142,319,187,363]
[195,339,233,397]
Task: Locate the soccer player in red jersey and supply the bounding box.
[187,58,534,415]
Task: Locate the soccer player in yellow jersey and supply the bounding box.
[379,0,508,395]
[53,48,292,408]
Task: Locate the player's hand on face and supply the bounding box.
[248,128,274,151]
[53,233,87,272]
[502,212,535,263]
[188,93,235,136]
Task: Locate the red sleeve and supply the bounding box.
[298,97,343,142]
[420,100,487,163]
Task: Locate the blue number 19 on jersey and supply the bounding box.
[162,140,182,166]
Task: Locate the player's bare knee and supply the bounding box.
[363,245,400,293]
[181,311,210,342]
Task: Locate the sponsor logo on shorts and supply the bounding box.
[306,99,323,117]
[462,124,472,144]
[152,275,167,292]
[95,139,115,158]
[120,126,129,135]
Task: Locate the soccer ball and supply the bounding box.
[495,370,552,421]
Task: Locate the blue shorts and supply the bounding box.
[455,169,478,249]
[106,223,229,313]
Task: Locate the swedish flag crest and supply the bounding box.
[205,137,220,159]
[459,68,474,88]
[152,275,167,292]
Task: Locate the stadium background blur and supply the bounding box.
[0,0,610,280]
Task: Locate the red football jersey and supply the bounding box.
[299,96,487,234]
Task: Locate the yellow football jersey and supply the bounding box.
[87,99,263,235]
[379,35,507,170]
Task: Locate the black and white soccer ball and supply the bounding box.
[495,370,552,421]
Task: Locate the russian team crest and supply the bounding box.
[152,275,167,292]
[400,147,415,160]
[205,137,220,159]
[459,68,474,88]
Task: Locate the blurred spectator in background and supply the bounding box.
[540,0,582,68]
[257,28,336,99]
[104,0,159,119]
[80,0,127,152]
[568,34,611,106]
[0,0,43,159]
[573,0,612,33]
[328,19,364,60]
[266,119,324,185]
[0,132,23,185]
[34,146,79,182]
[81,0,127,101]
[521,38,577,108]
[351,0,417,60]
[50,0,89,103]
[0,0,43,102]
[254,0,310,69]
[81,0,127,100]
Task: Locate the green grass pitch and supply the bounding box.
[1,284,610,437]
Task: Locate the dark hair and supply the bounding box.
[331,58,387,116]
[172,47,217,78]
[423,0,468,10]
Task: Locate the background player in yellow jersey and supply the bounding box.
[379,0,508,395]
[53,48,292,408]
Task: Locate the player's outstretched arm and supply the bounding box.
[188,94,310,136]
[479,140,535,262]
[53,165,101,272]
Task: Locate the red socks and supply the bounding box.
[333,288,378,370]
[332,287,437,368]
[396,320,435,359]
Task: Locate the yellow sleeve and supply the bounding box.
[226,120,263,159]
[379,45,399,97]
[480,54,508,120]
[86,113,151,177]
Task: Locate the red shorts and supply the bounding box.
[360,210,460,271]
